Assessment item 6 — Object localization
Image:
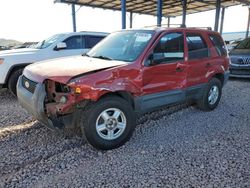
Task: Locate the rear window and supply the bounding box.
[209,34,227,56]
[186,34,209,60]
[85,36,105,48]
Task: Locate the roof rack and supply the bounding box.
[143,24,212,30]
[188,27,212,30]
[143,24,183,28]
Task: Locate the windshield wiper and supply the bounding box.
[92,55,113,60]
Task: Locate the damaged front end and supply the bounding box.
[43,79,91,129]
[17,75,89,130]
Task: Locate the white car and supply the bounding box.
[0,31,108,95]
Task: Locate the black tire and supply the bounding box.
[7,69,23,96]
[81,96,135,150]
[197,78,222,111]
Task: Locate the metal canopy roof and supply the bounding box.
[56,0,250,17]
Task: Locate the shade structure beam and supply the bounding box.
[214,0,221,31]
[121,0,126,29]
[72,4,77,32]
[157,0,163,27]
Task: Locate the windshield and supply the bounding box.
[32,34,66,49]
[235,38,250,49]
[87,30,155,62]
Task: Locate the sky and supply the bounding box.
[0,0,249,42]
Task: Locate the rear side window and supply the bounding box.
[64,36,84,49]
[85,36,105,48]
[209,34,227,56]
[153,32,184,64]
[186,34,209,60]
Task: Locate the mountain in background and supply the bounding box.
[0,38,22,47]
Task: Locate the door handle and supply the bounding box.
[176,67,183,72]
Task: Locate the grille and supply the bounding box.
[235,57,250,65]
[22,76,38,94]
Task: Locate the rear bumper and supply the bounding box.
[229,64,250,78]
[17,76,56,130]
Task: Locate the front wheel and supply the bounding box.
[197,78,222,111]
[8,69,23,96]
[81,96,135,150]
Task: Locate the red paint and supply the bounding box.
[25,28,229,116]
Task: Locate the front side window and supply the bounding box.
[186,34,209,60]
[87,30,154,62]
[153,32,184,64]
[33,34,66,49]
[209,34,227,56]
[64,36,83,50]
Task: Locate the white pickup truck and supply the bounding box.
[0,31,108,95]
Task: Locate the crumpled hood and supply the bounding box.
[0,48,39,57]
[23,56,127,83]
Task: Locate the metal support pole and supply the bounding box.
[130,12,133,28]
[246,7,250,38]
[214,0,221,32]
[182,0,187,27]
[157,0,162,27]
[167,16,171,27]
[72,4,76,32]
[219,7,225,34]
[121,0,126,29]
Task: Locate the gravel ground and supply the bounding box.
[0,79,250,188]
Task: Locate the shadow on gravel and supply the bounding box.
[0,121,86,179]
[229,77,250,83]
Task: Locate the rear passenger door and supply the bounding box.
[185,32,212,87]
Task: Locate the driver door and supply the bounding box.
[141,32,187,110]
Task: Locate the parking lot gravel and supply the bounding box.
[0,78,250,188]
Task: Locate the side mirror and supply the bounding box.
[145,53,162,66]
[55,42,67,50]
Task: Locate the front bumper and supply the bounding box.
[223,70,230,86]
[17,76,56,130]
[229,64,250,78]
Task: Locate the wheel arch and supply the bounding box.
[98,91,135,110]
[212,73,224,85]
[4,63,30,85]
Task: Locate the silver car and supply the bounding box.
[229,37,250,78]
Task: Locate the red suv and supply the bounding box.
[17,28,229,150]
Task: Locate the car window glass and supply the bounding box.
[85,36,105,48]
[153,32,184,64]
[235,38,250,49]
[209,34,227,56]
[87,31,154,62]
[64,36,83,49]
[186,34,209,60]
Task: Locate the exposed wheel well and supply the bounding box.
[5,64,29,85]
[99,91,135,110]
[213,73,224,85]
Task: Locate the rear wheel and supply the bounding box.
[81,96,135,150]
[8,69,23,96]
[197,78,222,111]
